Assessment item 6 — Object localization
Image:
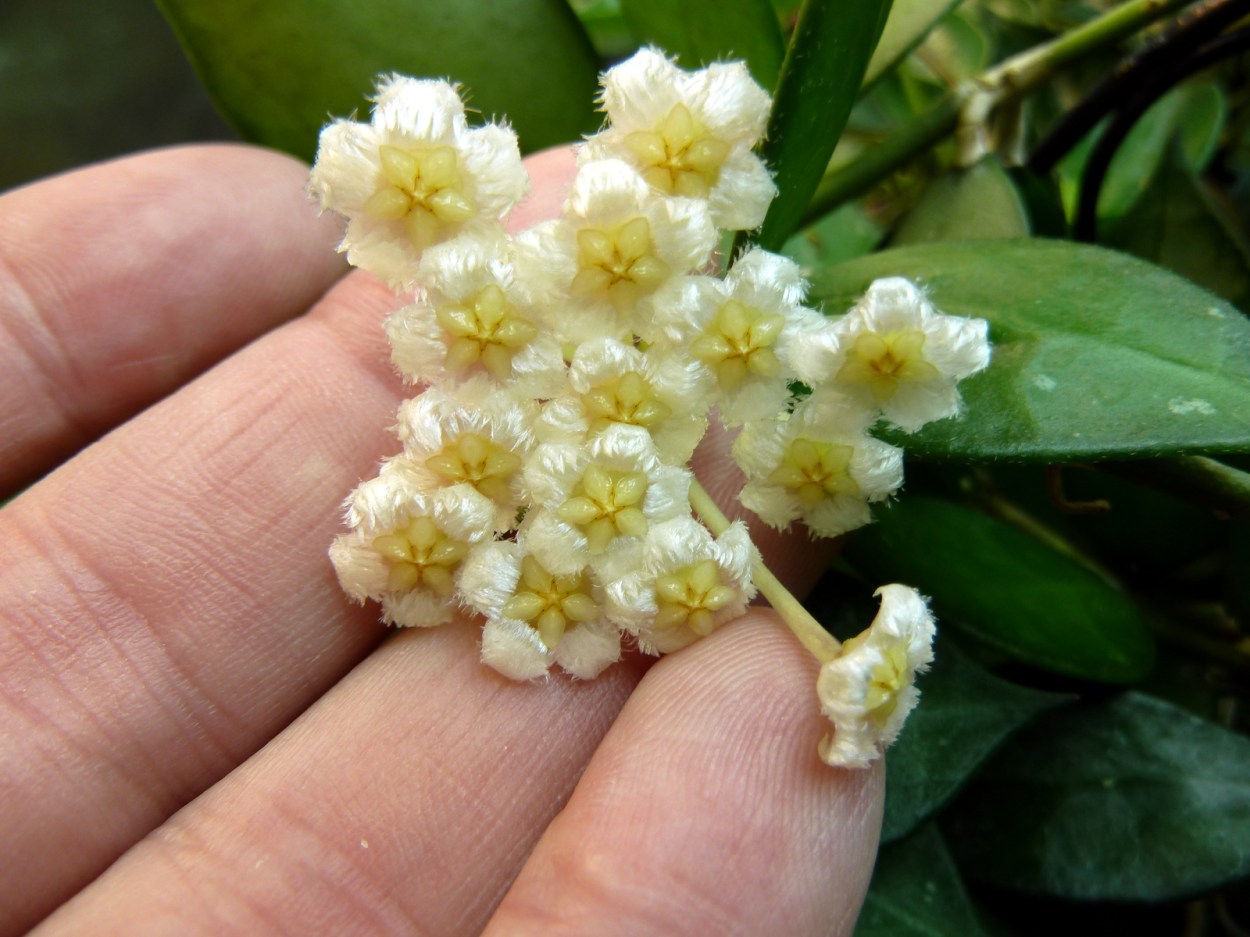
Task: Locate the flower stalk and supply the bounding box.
[687,478,842,662]
[800,0,1195,225]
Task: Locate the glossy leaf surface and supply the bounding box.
[813,240,1250,460]
[847,497,1156,682]
[944,693,1250,900]
[156,0,600,161]
[619,0,785,88]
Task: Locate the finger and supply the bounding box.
[33,625,645,937]
[0,268,401,935]
[482,612,884,937]
[0,144,346,494]
[0,147,592,934]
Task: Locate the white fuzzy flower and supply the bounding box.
[309,74,529,288]
[537,336,711,463]
[651,248,826,425]
[514,159,715,342]
[817,584,936,768]
[385,237,565,396]
[396,378,538,531]
[734,389,904,538]
[460,540,621,680]
[582,47,776,231]
[792,277,991,433]
[606,517,755,655]
[521,424,692,576]
[331,476,495,628]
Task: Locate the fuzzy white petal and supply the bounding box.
[817,584,936,768]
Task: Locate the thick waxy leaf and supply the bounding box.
[944,693,1250,900]
[755,0,895,250]
[1106,148,1250,314]
[846,497,1156,682]
[569,0,637,59]
[811,240,1250,460]
[862,0,966,88]
[619,0,785,89]
[783,203,884,270]
[891,156,1030,245]
[883,638,1067,842]
[155,0,600,161]
[857,825,987,937]
[1059,88,1185,223]
[1177,82,1226,173]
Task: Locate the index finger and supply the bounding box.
[0,144,346,494]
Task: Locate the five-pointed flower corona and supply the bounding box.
[817,585,936,768]
[583,47,777,231]
[309,74,530,289]
[792,277,992,432]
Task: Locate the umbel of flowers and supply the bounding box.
[310,48,990,769]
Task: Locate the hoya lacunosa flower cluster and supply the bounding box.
[311,48,990,767]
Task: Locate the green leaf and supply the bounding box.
[782,202,885,270]
[619,0,785,89]
[891,157,1030,245]
[1105,146,1250,314]
[1177,81,1226,173]
[862,0,965,88]
[755,0,895,250]
[883,638,1068,842]
[810,240,1250,461]
[846,497,1156,682]
[155,0,600,162]
[1057,87,1184,223]
[943,692,1250,900]
[569,0,638,59]
[857,825,988,937]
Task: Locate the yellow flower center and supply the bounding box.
[372,515,468,597]
[499,555,600,649]
[689,299,785,390]
[835,329,940,403]
[842,633,910,726]
[435,284,538,380]
[653,559,739,637]
[362,144,477,250]
[624,104,731,198]
[767,437,859,510]
[582,370,672,433]
[570,216,671,312]
[556,464,649,553]
[425,432,521,503]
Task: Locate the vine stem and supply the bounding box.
[800,0,1194,225]
[687,479,842,663]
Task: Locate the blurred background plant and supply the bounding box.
[8,0,1250,934]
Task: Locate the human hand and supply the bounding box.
[0,144,883,936]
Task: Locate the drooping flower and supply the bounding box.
[309,75,529,288]
[733,388,904,538]
[792,277,991,433]
[583,47,776,231]
[650,248,826,425]
[514,159,715,342]
[459,539,621,680]
[606,517,756,654]
[817,584,936,768]
[331,469,496,628]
